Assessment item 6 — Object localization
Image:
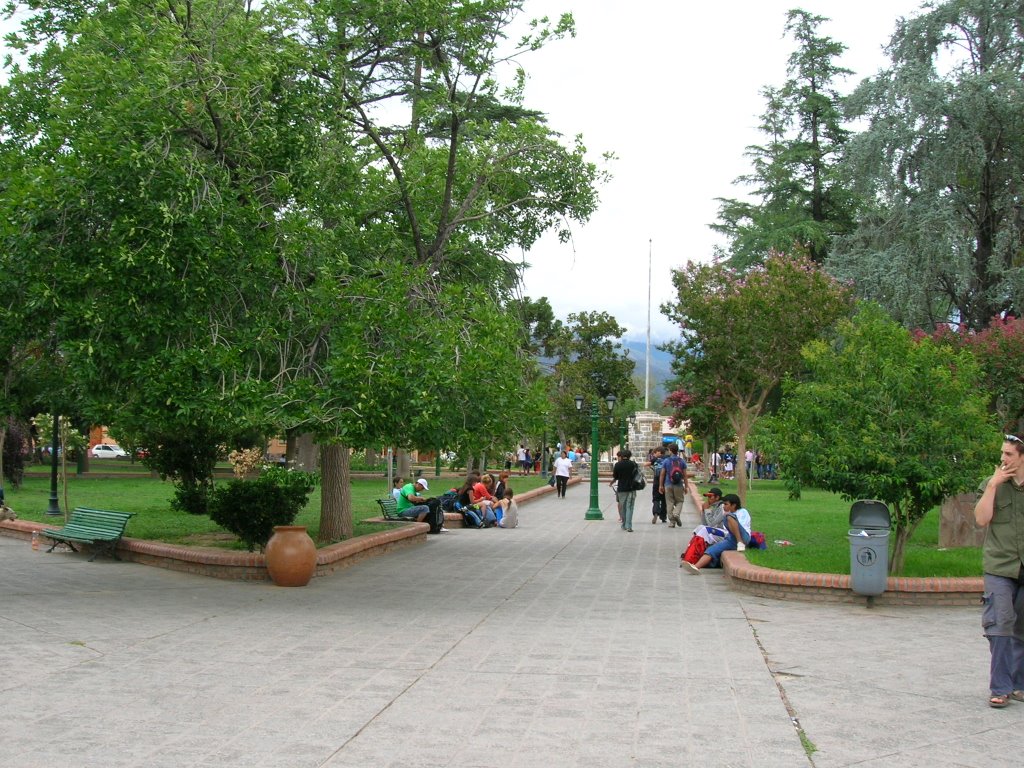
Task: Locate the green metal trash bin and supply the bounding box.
[848,500,890,597]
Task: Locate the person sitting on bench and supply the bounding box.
[396,478,444,533]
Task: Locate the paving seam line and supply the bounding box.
[742,603,818,768]
[314,520,593,766]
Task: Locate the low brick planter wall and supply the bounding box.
[722,551,984,606]
[1,518,427,582]
[0,478,576,582]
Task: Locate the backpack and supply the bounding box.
[632,464,646,490]
[458,503,483,529]
[438,491,459,512]
[667,456,684,487]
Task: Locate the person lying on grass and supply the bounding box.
[680,494,751,574]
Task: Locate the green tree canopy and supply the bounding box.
[712,9,856,268]
[832,0,1024,331]
[661,252,853,500]
[759,303,995,573]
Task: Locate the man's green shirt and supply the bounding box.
[980,479,1024,577]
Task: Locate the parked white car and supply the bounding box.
[90,444,127,459]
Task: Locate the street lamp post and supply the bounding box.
[45,414,61,517]
[574,393,616,520]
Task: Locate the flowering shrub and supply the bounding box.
[228,447,264,478]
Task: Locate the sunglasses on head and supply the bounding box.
[1006,434,1024,445]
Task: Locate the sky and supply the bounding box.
[514,0,927,343]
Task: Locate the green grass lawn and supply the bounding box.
[703,479,983,578]
[3,471,554,548]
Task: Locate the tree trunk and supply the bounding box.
[397,449,411,480]
[318,443,352,542]
[890,524,909,575]
[731,406,756,504]
[366,447,378,469]
[294,432,318,471]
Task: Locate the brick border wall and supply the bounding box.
[0,478,578,582]
[0,518,427,581]
[721,551,984,606]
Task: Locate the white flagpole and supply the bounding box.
[645,238,652,410]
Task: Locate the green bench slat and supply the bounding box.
[376,497,400,519]
[45,507,134,543]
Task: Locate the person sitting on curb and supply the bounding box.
[681,493,751,573]
[395,477,445,533]
[679,486,730,564]
[495,487,519,528]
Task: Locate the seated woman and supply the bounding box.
[494,487,518,528]
[680,493,751,574]
[493,471,511,503]
[471,473,499,525]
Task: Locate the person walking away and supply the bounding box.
[649,447,667,524]
[975,434,1024,708]
[553,450,573,498]
[610,449,639,532]
[658,444,688,528]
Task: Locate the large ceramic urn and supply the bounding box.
[264,526,317,587]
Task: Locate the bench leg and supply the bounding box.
[46,540,78,554]
[88,541,121,562]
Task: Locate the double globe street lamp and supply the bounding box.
[574,393,616,520]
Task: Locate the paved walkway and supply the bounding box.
[2,484,1017,767]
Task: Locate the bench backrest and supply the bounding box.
[376,497,398,518]
[67,507,134,534]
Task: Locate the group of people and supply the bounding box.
[640,443,752,572]
[391,471,520,531]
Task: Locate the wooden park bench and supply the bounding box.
[43,507,135,561]
[376,497,401,520]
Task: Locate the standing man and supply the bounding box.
[975,434,1024,708]
[658,443,688,528]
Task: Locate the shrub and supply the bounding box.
[2,417,31,489]
[208,466,318,551]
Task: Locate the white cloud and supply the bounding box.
[516,0,925,342]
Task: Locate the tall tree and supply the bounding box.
[547,311,638,451]
[661,252,853,500]
[760,303,994,573]
[712,9,856,268]
[1,1,605,539]
[832,0,1024,331]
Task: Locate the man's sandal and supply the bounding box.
[989,694,1011,708]
[1010,691,1024,702]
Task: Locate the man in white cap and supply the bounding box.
[396,477,445,533]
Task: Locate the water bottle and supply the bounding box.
[31,530,39,550]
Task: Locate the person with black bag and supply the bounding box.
[610,449,640,532]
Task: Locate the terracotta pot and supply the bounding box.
[264,526,317,587]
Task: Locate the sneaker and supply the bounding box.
[439,527,450,533]
[652,515,657,524]
[681,561,701,575]
[668,522,676,528]
[626,528,633,532]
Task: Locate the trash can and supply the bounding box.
[848,500,890,597]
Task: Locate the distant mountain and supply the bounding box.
[622,339,674,406]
